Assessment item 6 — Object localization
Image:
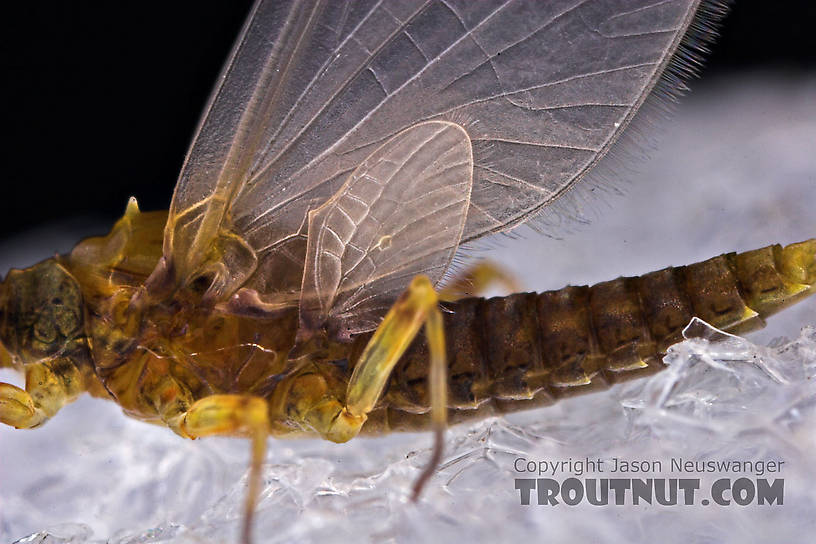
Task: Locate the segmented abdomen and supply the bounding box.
[361,239,816,433]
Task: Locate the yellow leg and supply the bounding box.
[0,359,84,429]
[173,394,270,544]
[411,304,447,501]
[438,260,520,302]
[328,275,449,500]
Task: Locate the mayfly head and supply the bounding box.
[0,259,89,369]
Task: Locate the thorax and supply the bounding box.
[61,207,341,423]
[84,286,303,421]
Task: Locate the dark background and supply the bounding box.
[2,1,815,242]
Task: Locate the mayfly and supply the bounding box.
[1,1,814,542]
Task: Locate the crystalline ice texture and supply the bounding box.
[2,320,814,544]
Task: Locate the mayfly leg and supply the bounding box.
[179,395,269,544]
[411,303,447,500]
[151,382,270,544]
[338,275,448,500]
[0,359,85,429]
[438,261,521,303]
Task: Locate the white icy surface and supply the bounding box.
[1,76,815,543]
[3,325,816,544]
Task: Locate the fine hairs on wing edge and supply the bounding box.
[450,0,731,273]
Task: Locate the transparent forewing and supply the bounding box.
[164,0,701,299]
[299,121,472,336]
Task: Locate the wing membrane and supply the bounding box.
[299,121,472,338]
[161,0,703,306]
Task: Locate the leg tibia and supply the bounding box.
[411,304,448,500]
[346,275,439,418]
[177,394,270,544]
[340,274,449,500]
